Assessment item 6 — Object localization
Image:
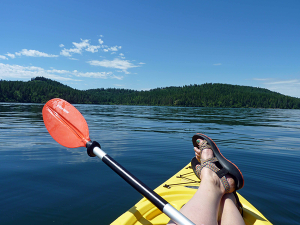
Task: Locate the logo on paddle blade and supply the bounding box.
[56,104,69,114]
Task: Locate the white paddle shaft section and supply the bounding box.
[93,146,107,159]
[163,204,195,225]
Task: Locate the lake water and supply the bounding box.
[0,103,300,225]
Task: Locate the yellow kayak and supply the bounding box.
[111,162,272,225]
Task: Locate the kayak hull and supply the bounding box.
[111,163,272,225]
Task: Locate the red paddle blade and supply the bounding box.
[42,98,91,148]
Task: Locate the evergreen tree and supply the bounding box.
[0,77,300,109]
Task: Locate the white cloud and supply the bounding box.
[254,78,300,98]
[103,46,122,52]
[73,39,90,49]
[60,46,82,56]
[0,55,8,60]
[6,53,15,59]
[60,48,72,57]
[139,62,145,65]
[87,58,138,74]
[0,63,122,81]
[119,53,125,59]
[47,68,70,74]
[73,71,121,79]
[253,78,269,81]
[111,74,124,80]
[60,39,89,57]
[1,37,141,82]
[266,79,299,85]
[15,49,59,57]
[110,46,121,51]
[0,63,75,81]
[60,39,104,57]
[85,45,101,53]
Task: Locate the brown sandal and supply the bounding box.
[191,133,244,191]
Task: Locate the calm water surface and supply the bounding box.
[0,103,300,225]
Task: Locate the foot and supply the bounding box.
[197,139,236,194]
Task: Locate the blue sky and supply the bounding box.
[1,0,299,97]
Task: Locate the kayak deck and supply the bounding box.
[111,162,272,225]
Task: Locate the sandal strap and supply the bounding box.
[195,157,218,177]
[196,160,231,193]
[195,164,202,178]
[196,140,212,155]
[200,157,218,165]
[220,176,230,193]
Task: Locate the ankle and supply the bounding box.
[201,168,236,194]
[201,168,222,188]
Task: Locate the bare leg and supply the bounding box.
[219,194,245,225]
[168,147,235,225]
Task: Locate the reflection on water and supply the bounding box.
[0,103,300,225]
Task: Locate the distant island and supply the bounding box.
[1,76,299,109]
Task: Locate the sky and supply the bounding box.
[0,0,299,97]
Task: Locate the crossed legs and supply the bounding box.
[167,140,245,225]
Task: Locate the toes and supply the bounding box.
[194,139,203,161]
[193,139,214,161]
[194,147,201,161]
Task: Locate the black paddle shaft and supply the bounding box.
[86,140,167,211]
[102,154,168,211]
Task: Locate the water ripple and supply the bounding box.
[1,103,299,225]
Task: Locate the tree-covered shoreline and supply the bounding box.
[1,77,300,109]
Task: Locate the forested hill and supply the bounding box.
[1,77,300,109]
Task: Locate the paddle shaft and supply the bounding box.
[92,146,195,225]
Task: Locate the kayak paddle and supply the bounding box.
[42,98,194,225]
